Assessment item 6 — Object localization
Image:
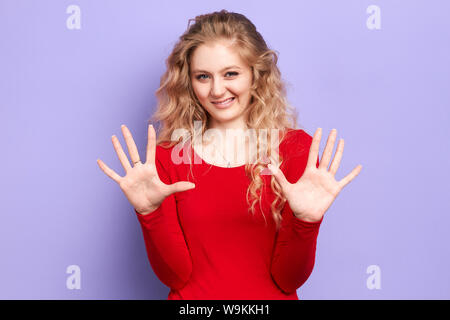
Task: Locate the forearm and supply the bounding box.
[135,196,192,290]
[270,208,322,293]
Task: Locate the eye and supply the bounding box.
[225,71,238,77]
[196,74,209,80]
[195,71,238,81]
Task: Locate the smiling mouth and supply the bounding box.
[211,97,235,105]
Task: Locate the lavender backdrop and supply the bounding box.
[1,0,449,299]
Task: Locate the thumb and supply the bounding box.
[267,164,290,191]
[168,181,196,195]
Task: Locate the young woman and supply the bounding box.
[97,10,362,300]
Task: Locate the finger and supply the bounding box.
[167,181,196,195]
[146,124,156,166]
[338,165,362,189]
[112,135,132,172]
[329,138,344,175]
[306,128,322,169]
[121,125,142,167]
[267,163,291,190]
[97,158,122,184]
[319,129,337,170]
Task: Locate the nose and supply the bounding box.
[210,77,226,98]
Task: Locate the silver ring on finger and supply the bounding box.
[133,160,142,166]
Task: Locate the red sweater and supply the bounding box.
[135,128,323,300]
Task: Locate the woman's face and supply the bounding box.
[190,39,253,129]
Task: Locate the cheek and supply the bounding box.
[192,83,209,100]
[232,75,252,94]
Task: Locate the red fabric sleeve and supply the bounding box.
[135,146,192,290]
[270,132,323,294]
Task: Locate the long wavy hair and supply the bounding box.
[149,9,299,231]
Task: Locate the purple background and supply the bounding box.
[1,0,449,299]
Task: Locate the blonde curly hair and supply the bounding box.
[149,9,299,231]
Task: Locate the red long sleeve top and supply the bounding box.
[135,128,323,300]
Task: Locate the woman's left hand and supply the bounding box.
[268,128,362,223]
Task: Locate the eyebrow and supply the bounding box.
[191,65,242,74]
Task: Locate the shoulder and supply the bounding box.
[152,140,186,183]
[155,139,192,167]
[152,141,179,171]
[278,128,314,181]
[155,141,172,159]
[279,128,314,160]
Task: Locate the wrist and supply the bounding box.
[294,213,322,223]
[136,205,159,216]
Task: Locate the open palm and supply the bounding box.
[96,124,195,215]
[268,128,362,222]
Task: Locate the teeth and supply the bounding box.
[213,97,233,105]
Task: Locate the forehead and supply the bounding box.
[190,40,247,71]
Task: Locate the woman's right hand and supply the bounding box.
[97,124,195,215]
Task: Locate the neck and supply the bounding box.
[198,121,255,166]
[206,119,248,142]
